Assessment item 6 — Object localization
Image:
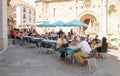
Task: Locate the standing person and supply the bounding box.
[70,29,73,35]
[51,29,54,33]
[57,29,64,38]
[11,28,16,44]
[74,36,92,65]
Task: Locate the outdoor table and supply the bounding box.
[30,37,44,47]
[22,36,32,42]
[42,39,57,48]
[31,37,44,42]
[66,46,80,58]
[48,36,58,40]
[42,39,57,44]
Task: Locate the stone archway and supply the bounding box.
[80,14,96,23]
[79,14,99,35]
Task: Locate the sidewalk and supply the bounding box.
[90,49,120,76]
[0,40,120,76]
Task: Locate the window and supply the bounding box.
[53,8,55,18]
[29,9,31,14]
[34,17,36,22]
[81,6,83,9]
[23,7,26,12]
[29,15,31,20]
[39,15,41,18]
[34,11,36,15]
[69,7,72,10]
[76,6,78,9]
[98,5,100,8]
[23,14,26,19]
[36,3,38,6]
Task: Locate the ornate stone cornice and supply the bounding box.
[83,0,92,8]
[35,0,73,2]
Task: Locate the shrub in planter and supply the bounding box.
[118,42,120,47]
[108,42,112,49]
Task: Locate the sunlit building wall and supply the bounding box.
[7,0,16,30]
[35,0,120,36]
[10,0,35,29]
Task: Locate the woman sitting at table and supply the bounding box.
[56,33,68,57]
[96,37,108,58]
[71,36,79,47]
[74,36,92,65]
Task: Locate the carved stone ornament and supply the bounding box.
[83,0,92,8]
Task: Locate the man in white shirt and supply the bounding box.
[74,36,92,65]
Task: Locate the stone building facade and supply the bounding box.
[10,0,36,29]
[7,0,16,30]
[35,0,120,37]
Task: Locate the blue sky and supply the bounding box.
[23,0,36,7]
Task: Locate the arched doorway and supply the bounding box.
[80,14,99,35]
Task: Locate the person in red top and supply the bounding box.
[11,28,16,44]
[11,28,16,39]
[51,29,54,33]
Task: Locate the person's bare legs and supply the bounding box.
[96,52,99,58]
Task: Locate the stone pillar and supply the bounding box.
[0,0,8,52]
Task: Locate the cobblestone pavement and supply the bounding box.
[0,39,120,76]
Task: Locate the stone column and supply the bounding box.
[0,0,8,52]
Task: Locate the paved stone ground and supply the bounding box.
[0,39,120,76]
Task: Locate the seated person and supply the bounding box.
[71,36,79,47]
[57,33,68,47]
[74,36,92,65]
[44,32,49,39]
[92,35,101,44]
[56,33,68,57]
[91,35,101,55]
[66,32,74,43]
[91,39,100,50]
[96,37,108,58]
[16,31,22,41]
[50,32,57,40]
[86,34,92,45]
